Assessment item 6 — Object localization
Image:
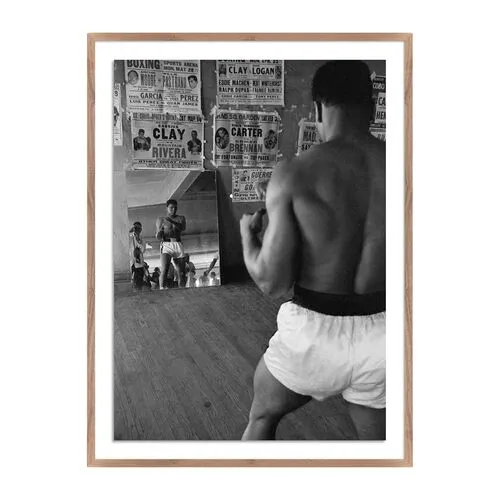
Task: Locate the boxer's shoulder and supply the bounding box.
[268,160,297,195]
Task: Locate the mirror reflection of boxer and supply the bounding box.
[133,129,151,151]
[155,199,187,290]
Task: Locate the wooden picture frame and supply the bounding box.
[88,33,412,467]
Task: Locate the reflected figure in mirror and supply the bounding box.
[155,199,187,290]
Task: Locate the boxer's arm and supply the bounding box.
[155,217,164,240]
[241,164,298,298]
[166,216,186,232]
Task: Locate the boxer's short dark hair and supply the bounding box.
[312,61,373,108]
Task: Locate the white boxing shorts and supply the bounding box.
[161,241,185,258]
[263,286,386,409]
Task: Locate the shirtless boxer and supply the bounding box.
[240,61,386,440]
[133,129,151,151]
[155,199,187,289]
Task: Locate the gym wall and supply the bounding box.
[113,60,386,282]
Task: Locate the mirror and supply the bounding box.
[126,170,220,290]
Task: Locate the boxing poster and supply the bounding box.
[371,73,386,96]
[124,60,201,115]
[374,92,386,125]
[232,168,273,203]
[113,83,123,146]
[213,109,280,167]
[131,112,204,170]
[296,119,321,154]
[216,60,284,106]
[370,73,386,141]
[370,126,386,141]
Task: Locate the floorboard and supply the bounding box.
[114,281,358,440]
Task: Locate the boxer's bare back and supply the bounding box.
[245,133,385,298]
[291,135,385,295]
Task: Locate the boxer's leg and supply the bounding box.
[242,356,311,440]
[345,400,386,440]
[159,253,172,289]
[172,258,185,287]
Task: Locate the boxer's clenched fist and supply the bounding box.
[240,208,267,236]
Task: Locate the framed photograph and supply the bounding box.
[88,33,412,466]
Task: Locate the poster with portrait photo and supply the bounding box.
[213,109,280,167]
[131,112,204,170]
[124,59,201,115]
[216,60,284,106]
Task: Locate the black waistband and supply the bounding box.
[292,285,386,316]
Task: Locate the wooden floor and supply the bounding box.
[114,281,358,440]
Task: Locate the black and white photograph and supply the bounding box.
[112,58,387,441]
[12,3,500,494]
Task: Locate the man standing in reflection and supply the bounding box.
[156,199,187,289]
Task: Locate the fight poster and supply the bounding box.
[113,83,123,146]
[213,109,280,167]
[374,91,386,125]
[124,60,201,115]
[216,60,284,106]
[370,126,386,141]
[131,112,204,170]
[232,168,273,203]
[370,73,386,141]
[296,120,321,154]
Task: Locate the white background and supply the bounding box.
[1,0,499,498]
